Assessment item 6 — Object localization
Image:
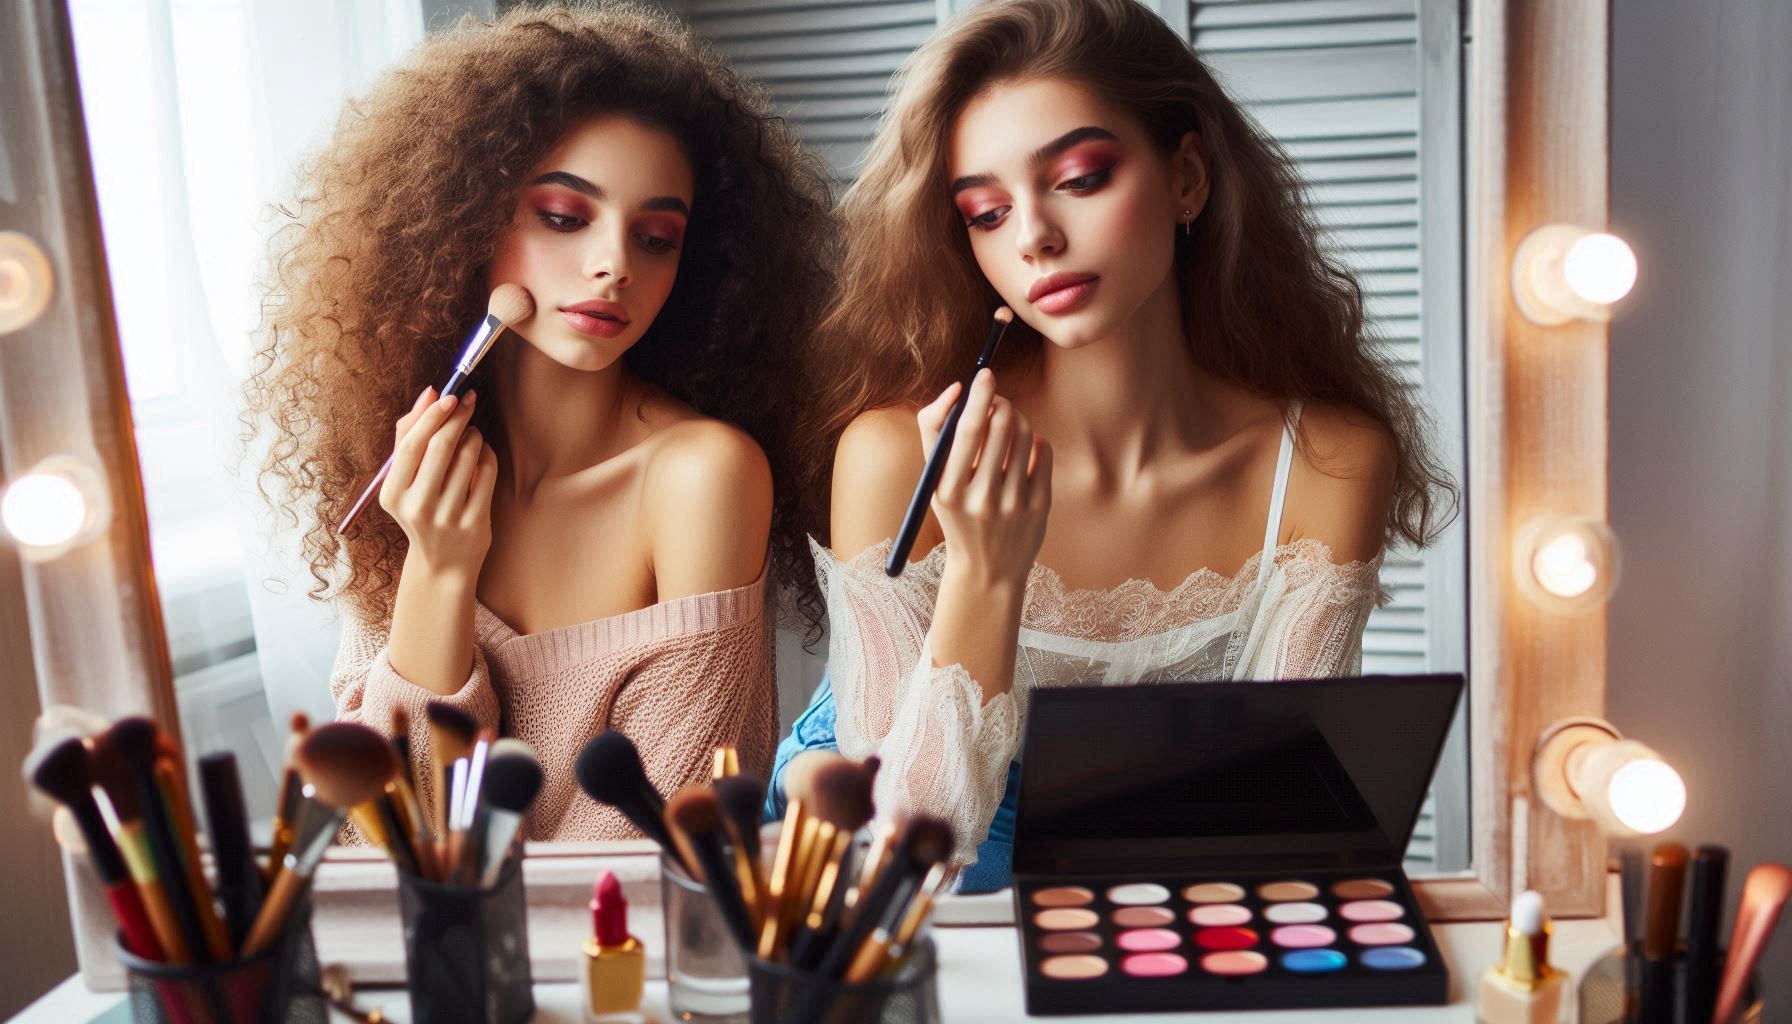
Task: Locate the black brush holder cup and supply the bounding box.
[397,861,534,1024]
[748,936,941,1024]
[115,900,324,1024]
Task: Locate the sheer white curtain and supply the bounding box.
[69,0,426,812]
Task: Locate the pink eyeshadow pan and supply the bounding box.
[1040,954,1109,980]
[1270,924,1337,948]
[1350,922,1416,945]
[1032,886,1095,907]
[1188,904,1252,927]
[1115,928,1180,953]
[1039,932,1102,954]
[1035,908,1100,930]
[1121,953,1188,978]
[1112,906,1175,928]
[1201,950,1269,976]
[1339,899,1406,923]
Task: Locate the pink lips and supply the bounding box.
[1027,272,1099,315]
[560,299,629,339]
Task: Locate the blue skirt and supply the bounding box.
[764,673,1020,893]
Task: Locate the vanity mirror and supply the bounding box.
[1,0,1614,988]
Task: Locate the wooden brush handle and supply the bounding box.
[242,867,306,958]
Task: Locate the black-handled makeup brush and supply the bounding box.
[886,306,1014,576]
[575,731,682,868]
[337,283,534,534]
[197,751,263,950]
[666,787,758,951]
[108,718,224,963]
[714,774,768,907]
[1681,844,1728,1024]
[789,762,876,969]
[477,741,543,887]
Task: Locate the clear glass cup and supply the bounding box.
[660,851,750,1021]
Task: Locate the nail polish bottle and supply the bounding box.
[583,870,645,1023]
[1478,890,1567,1024]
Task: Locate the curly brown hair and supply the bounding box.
[791,0,1457,562]
[245,2,837,627]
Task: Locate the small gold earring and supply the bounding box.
[1182,209,1192,237]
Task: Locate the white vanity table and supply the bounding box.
[13,880,1620,1024]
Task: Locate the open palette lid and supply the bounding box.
[1013,674,1464,876]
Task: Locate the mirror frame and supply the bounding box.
[4,0,1610,988]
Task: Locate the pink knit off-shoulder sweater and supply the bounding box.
[329,573,776,842]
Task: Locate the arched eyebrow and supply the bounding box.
[948,126,1121,196]
[528,171,691,216]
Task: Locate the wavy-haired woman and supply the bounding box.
[771,0,1456,888]
[245,3,835,840]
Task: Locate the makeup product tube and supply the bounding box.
[584,870,645,1023]
[1476,890,1565,1024]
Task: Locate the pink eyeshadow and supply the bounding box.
[1188,904,1252,927]
[1270,924,1337,948]
[1201,950,1269,976]
[1339,899,1406,923]
[1115,929,1180,953]
[1121,953,1188,978]
[1112,907,1175,928]
[1350,922,1416,945]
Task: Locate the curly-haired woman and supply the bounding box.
[244,3,835,840]
[770,0,1457,889]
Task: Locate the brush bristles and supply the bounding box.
[575,731,652,806]
[107,717,162,770]
[899,816,954,869]
[86,735,140,819]
[424,702,478,745]
[487,283,534,326]
[390,706,409,738]
[26,736,95,808]
[490,737,536,761]
[296,723,398,810]
[715,776,765,838]
[992,305,1014,324]
[481,753,543,814]
[666,787,724,839]
[809,762,874,833]
[782,751,848,808]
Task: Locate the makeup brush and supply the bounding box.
[425,701,478,838]
[267,712,310,880]
[814,816,953,982]
[26,737,163,961]
[1681,844,1729,1024]
[1638,842,1688,1024]
[713,745,739,780]
[108,718,227,963]
[714,774,767,918]
[887,305,1014,576]
[760,770,819,958]
[843,862,947,983]
[197,752,264,950]
[1711,862,1792,1024]
[88,733,190,963]
[789,763,876,969]
[666,787,758,951]
[391,706,417,793]
[850,821,896,911]
[574,731,681,865]
[477,743,543,888]
[244,722,397,957]
[337,283,534,534]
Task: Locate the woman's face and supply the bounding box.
[487,114,695,373]
[947,77,1204,350]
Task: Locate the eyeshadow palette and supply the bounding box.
[1012,674,1464,1014]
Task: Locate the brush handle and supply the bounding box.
[198,753,262,951]
[105,879,164,961]
[136,767,215,964]
[1682,845,1729,1024]
[336,453,396,534]
[242,865,307,958]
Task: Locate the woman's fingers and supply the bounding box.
[936,370,995,504]
[916,380,962,453]
[410,391,477,497]
[439,427,484,521]
[461,443,499,530]
[386,389,453,495]
[970,398,1018,501]
[999,419,1034,511]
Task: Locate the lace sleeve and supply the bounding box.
[1231,544,1387,680]
[814,539,1020,867]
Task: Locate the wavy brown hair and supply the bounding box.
[245,2,836,626]
[793,0,1456,568]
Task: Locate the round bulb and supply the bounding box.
[1606,758,1686,835]
[1532,533,1597,598]
[2,472,88,548]
[1563,232,1638,306]
[1517,516,1620,612]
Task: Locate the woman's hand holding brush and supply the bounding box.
[384,387,498,695]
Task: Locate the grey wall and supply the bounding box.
[1609,0,1792,987]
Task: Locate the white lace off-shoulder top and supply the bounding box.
[815,402,1388,865]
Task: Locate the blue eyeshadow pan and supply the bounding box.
[1281,949,1347,973]
[1360,946,1427,971]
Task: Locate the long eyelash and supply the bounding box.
[536,210,583,231]
[965,208,1009,232]
[1060,167,1113,192]
[638,235,678,254]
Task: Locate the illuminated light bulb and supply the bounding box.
[0,456,111,561]
[1511,224,1638,325]
[1562,232,1638,306]
[1515,516,1619,613]
[1533,721,1687,838]
[0,231,55,336]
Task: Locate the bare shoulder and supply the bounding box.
[831,404,935,561]
[1286,401,1398,563]
[643,417,773,598]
